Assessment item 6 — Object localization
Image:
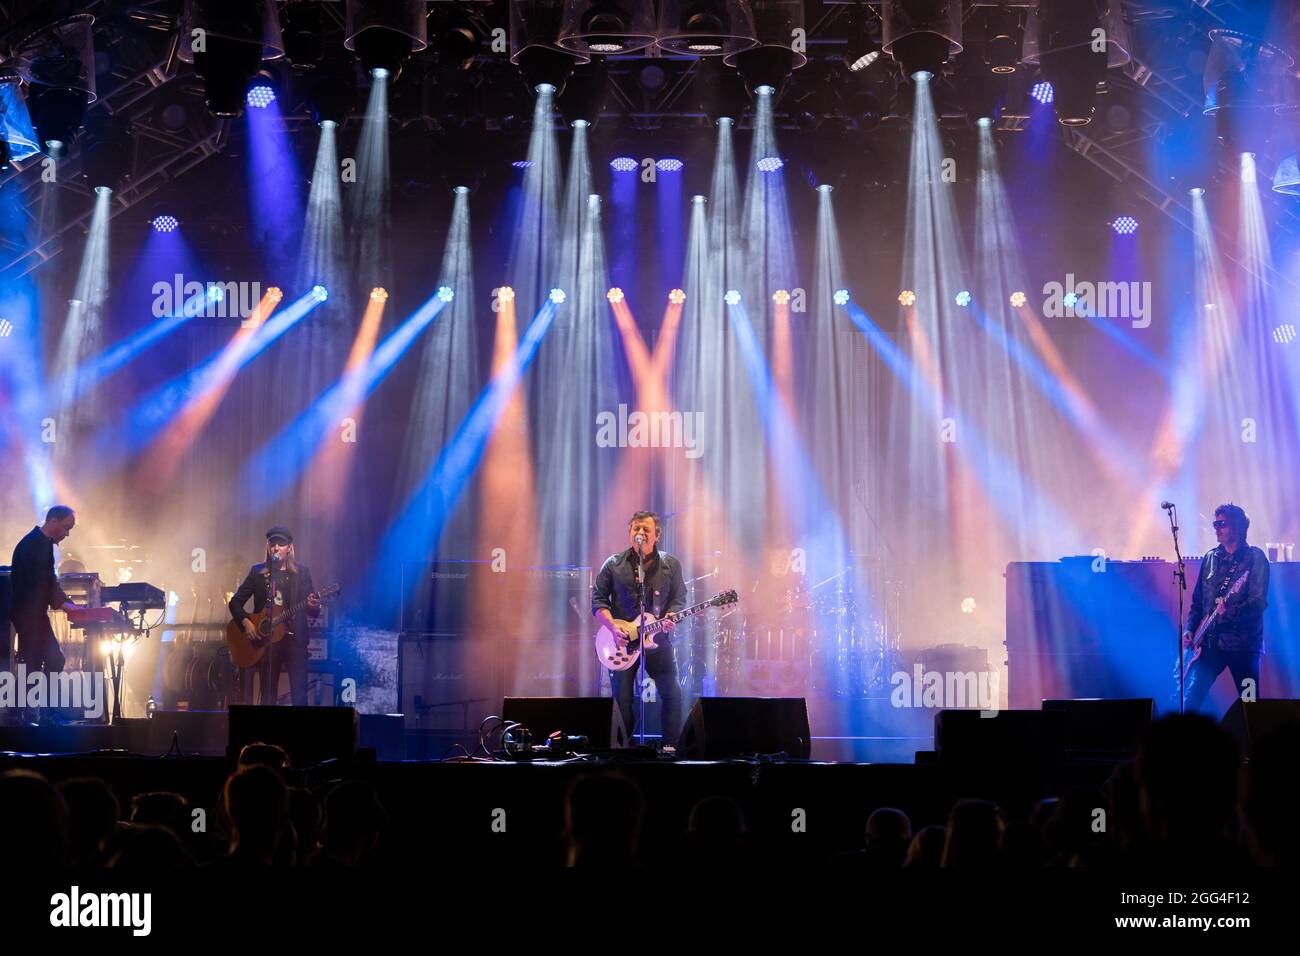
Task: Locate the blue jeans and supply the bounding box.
[611,641,680,746]
[1181,646,1260,715]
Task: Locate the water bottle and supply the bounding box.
[146,695,157,719]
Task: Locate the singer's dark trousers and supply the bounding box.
[240,634,309,706]
[1181,646,1260,715]
[611,641,680,746]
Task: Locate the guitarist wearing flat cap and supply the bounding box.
[229,526,320,706]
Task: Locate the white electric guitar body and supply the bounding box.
[594,590,739,672]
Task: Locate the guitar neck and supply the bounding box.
[642,600,714,636]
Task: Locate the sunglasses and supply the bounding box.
[1212,520,1229,530]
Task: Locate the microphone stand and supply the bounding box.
[635,543,648,748]
[264,557,277,707]
[1166,504,1187,714]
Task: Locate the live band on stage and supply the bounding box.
[0,498,1275,740]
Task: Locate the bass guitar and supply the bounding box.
[1175,569,1249,685]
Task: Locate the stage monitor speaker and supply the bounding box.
[1221,699,1300,760]
[677,697,811,760]
[501,697,627,750]
[1041,698,1153,756]
[935,709,1066,769]
[228,705,358,767]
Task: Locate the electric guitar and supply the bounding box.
[595,590,738,672]
[1175,568,1249,684]
[226,583,340,668]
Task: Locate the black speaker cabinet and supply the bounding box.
[677,697,812,760]
[1041,698,1153,756]
[1221,699,1300,760]
[501,697,627,749]
[934,709,1066,769]
[227,705,358,767]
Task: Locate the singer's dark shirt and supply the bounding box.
[1186,544,1269,653]
[591,549,687,636]
[229,563,317,639]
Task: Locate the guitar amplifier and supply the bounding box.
[398,634,499,730]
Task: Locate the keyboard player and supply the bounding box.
[8,506,81,674]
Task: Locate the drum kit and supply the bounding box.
[678,555,905,698]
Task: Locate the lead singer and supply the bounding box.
[592,511,686,748]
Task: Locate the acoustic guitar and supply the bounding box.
[226,583,340,668]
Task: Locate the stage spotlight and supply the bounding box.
[657,0,758,57]
[898,290,916,306]
[1063,291,1078,308]
[246,82,276,109]
[833,289,850,306]
[724,289,742,305]
[312,284,329,301]
[549,288,567,304]
[370,287,388,302]
[512,160,534,169]
[851,50,881,73]
[431,10,483,71]
[15,13,98,148]
[558,57,609,126]
[1274,155,1300,196]
[669,289,686,304]
[267,287,283,303]
[611,156,638,172]
[692,195,707,204]
[607,287,625,303]
[514,47,578,98]
[1111,216,1139,236]
[961,597,976,614]
[1023,0,1107,127]
[772,290,791,305]
[656,158,684,172]
[984,6,1024,75]
[757,156,784,172]
[559,1,656,56]
[1274,324,1296,345]
[1190,187,1205,197]
[179,1,285,118]
[1009,290,1027,307]
[344,0,427,82]
[281,2,325,68]
[497,286,515,303]
[955,290,971,307]
[152,215,179,233]
[1030,81,1054,105]
[94,185,111,198]
[881,0,963,79]
[0,319,12,337]
[1202,29,1292,124]
[438,286,455,302]
[846,5,883,73]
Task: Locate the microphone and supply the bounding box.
[1161,501,1175,511]
[635,533,645,545]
